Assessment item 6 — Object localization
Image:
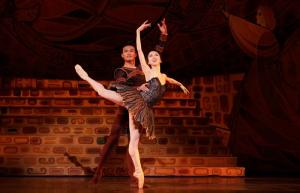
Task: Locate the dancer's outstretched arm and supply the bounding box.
[75,64,124,106]
[165,76,190,95]
[136,21,152,80]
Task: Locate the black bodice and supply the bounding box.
[140,77,166,107]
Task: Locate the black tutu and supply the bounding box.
[116,77,166,139]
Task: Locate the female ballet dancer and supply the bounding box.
[75,20,189,188]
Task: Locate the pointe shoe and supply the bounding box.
[75,64,89,80]
[133,172,144,189]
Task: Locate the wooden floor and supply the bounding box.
[1,176,300,193]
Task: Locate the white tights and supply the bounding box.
[128,112,143,174]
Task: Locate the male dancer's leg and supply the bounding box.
[91,107,128,183]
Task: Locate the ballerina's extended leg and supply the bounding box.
[75,64,124,106]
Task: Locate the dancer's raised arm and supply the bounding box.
[136,21,152,78]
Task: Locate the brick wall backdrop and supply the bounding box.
[0,74,245,176]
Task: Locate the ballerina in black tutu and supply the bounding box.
[75,20,189,189]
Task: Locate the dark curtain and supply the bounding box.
[0,0,170,79]
[229,14,300,175]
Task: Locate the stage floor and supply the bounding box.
[1,176,300,193]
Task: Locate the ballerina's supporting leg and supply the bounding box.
[128,112,144,189]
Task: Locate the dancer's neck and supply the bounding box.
[123,61,136,69]
[151,65,161,73]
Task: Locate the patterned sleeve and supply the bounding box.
[154,34,168,54]
[114,68,127,83]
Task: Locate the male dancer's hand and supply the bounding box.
[137,83,149,92]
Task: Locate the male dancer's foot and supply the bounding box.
[89,167,103,184]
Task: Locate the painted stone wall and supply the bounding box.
[0,74,244,176]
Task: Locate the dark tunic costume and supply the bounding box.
[114,67,166,139]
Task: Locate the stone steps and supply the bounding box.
[0,156,238,167]
[0,89,191,100]
[143,166,245,176]
[0,116,211,128]
[0,166,245,177]
[0,77,244,177]
[0,162,245,177]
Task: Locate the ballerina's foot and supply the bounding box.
[75,64,89,80]
[133,172,144,189]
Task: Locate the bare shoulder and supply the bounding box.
[161,73,168,78]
